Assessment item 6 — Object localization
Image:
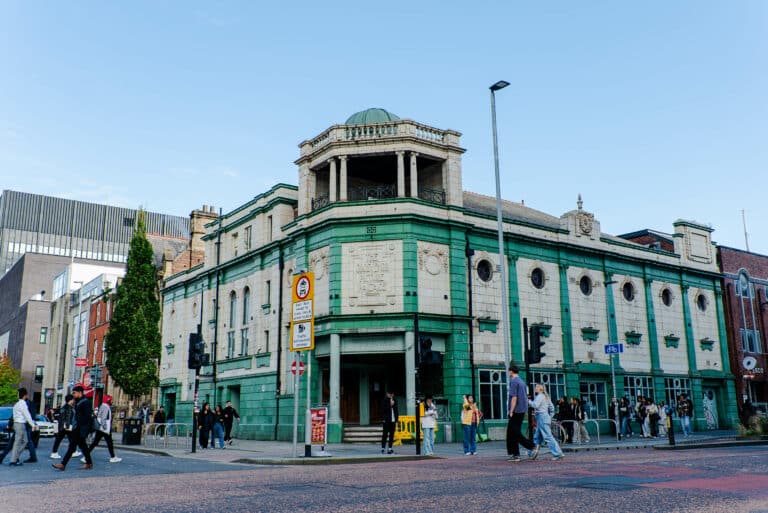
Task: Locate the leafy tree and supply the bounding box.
[105,212,161,399]
[0,353,22,405]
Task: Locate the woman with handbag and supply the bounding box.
[529,384,564,461]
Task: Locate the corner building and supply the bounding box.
[160,108,737,442]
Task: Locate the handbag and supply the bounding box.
[476,418,490,442]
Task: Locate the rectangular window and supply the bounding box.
[664,377,691,407]
[267,215,273,242]
[265,280,271,306]
[623,375,654,401]
[106,300,111,322]
[34,365,44,383]
[232,232,239,257]
[227,331,236,359]
[244,226,252,251]
[478,369,507,420]
[96,304,101,325]
[579,381,607,419]
[39,327,48,344]
[263,330,270,353]
[240,328,249,356]
[741,328,761,353]
[530,371,566,404]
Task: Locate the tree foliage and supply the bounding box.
[0,353,22,405]
[104,212,161,398]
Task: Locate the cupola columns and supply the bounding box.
[410,152,419,199]
[396,151,405,197]
[329,158,337,203]
[339,156,348,201]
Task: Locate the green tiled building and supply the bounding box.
[159,108,737,442]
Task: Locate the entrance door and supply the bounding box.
[702,388,719,429]
[341,369,360,424]
[580,381,608,419]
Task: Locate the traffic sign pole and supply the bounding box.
[304,351,312,457]
[292,351,301,458]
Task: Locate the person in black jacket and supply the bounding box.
[223,401,240,445]
[557,397,574,443]
[52,386,93,470]
[380,391,399,455]
[50,394,75,459]
[198,402,215,449]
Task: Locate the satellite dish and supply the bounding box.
[743,356,757,371]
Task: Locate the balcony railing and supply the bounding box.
[311,185,446,210]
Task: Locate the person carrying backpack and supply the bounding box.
[85,395,121,463]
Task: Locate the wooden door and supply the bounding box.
[340,369,360,424]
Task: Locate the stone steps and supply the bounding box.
[343,425,381,443]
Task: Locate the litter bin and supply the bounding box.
[122,418,142,445]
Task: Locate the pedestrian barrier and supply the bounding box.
[589,419,620,443]
[145,423,192,449]
[393,416,438,446]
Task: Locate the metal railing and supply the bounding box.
[418,187,446,205]
[143,423,193,449]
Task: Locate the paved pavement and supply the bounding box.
[116,428,747,465]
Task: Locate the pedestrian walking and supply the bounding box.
[421,396,438,456]
[557,397,574,443]
[223,400,240,445]
[529,385,564,461]
[198,402,214,449]
[52,385,93,471]
[213,405,226,449]
[84,395,121,463]
[50,394,75,459]
[380,391,398,454]
[677,394,693,437]
[506,365,536,462]
[571,397,590,444]
[461,394,481,455]
[154,406,167,438]
[7,388,38,467]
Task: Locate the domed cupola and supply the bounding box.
[344,108,400,125]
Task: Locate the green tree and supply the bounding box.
[105,212,161,398]
[0,353,22,405]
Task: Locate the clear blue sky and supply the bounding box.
[2,2,766,253]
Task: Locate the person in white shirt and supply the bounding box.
[421,396,438,455]
[84,395,121,463]
[8,388,38,467]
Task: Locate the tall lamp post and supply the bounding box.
[490,80,512,379]
[605,279,621,440]
[69,280,84,393]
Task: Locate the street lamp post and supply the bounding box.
[605,280,621,440]
[489,80,512,380]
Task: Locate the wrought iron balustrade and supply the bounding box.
[418,187,446,205]
[311,194,330,210]
[348,184,397,201]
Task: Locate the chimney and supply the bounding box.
[189,205,218,253]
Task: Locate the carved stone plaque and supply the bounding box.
[348,242,398,307]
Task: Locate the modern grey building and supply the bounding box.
[0,190,190,276]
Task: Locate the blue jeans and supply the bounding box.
[25,423,37,461]
[621,417,633,436]
[534,414,563,458]
[213,423,225,448]
[681,415,691,436]
[463,423,477,454]
[422,427,435,455]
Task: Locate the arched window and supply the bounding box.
[229,291,237,327]
[242,287,250,325]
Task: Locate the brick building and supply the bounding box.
[717,246,768,414]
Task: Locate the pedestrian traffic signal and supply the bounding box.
[419,337,443,367]
[188,333,205,370]
[527,326,546,364]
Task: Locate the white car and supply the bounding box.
[35,415,56,437]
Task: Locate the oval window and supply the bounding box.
[661,288,672,307]
[477,259,493,283]
[579,276,592,296]
[531,268,545,289]
[696,293,707,312]
[622,282,635,302]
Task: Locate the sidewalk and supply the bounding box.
[114,429,746,465]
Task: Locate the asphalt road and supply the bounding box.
[2,438,767,513]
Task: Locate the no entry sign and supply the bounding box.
[291,360,306,376]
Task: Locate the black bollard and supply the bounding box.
[666,406,675,446]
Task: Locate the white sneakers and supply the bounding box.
[72,450,82,457]
[109,457,122,463]
[50,453,61,459]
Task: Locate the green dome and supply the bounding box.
[344,108,400,125]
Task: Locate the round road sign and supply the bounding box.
[291,360,306,376]
[295,276,311,300]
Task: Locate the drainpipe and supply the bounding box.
[274,246,285,440]
[466,237,477,398]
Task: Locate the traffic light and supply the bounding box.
[188,333,204,370]
[527,325,546,364]
[419,337,443,367]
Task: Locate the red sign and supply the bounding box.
[311,407,327,445]
[290,360,305,376]
[75,358,88,367]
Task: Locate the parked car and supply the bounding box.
[0,406,12,448]
[35,414,56,437]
